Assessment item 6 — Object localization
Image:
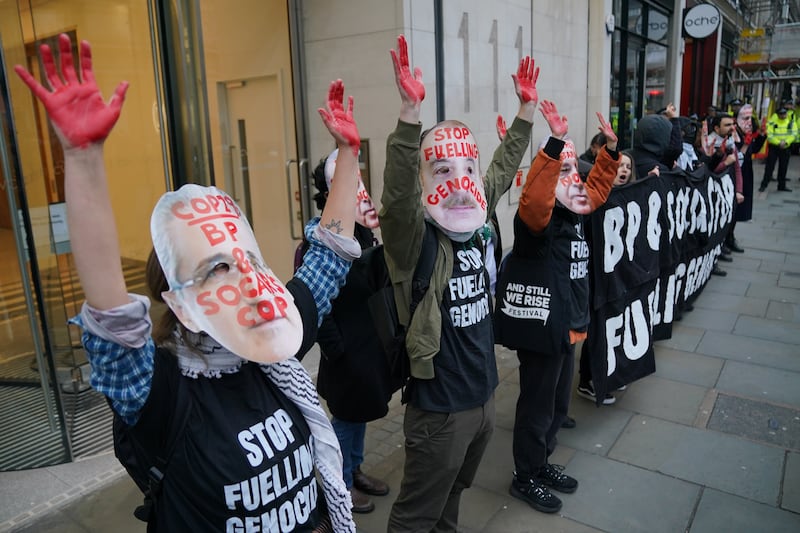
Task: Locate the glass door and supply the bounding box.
[1,0,168,470]
[200,0,305,281]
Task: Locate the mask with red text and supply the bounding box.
[420,121,486,233]
[324,148,379,229]
[154,185,303,363]
[555,140,591,215]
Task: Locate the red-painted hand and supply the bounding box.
[512,56,539,104]
[596,112,618,147]
[390,35,425,105]
[496,115,507,141]
[760,116,768,134]
[540,100,568,139]
[14,34,128,149]
[318,79,360,156]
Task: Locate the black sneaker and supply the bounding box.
[537,463,579,494]
[726,240,744,253]
[561,415,576,429]
[509,475,562,513]
[577,381,616,405]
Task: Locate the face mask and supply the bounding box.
[554,140,591,214]
[419,121,487,233]
[156,185,303,363]
[324,148,379,229]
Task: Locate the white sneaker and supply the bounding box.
[576,382,616,405]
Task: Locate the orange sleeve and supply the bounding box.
[519,149,561,233]
[584,146,619,213]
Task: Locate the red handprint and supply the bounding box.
[390,35,425,105]
[540,100,568,139]
[14,34,128,149]
[496,115,507,141]
[596,112,618,148]
[318,79,360,156]
[512,56,539,104]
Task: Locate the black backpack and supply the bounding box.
[364,223,437,399]
[295,223,438,398]
[111,352,191,526]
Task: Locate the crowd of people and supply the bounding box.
[16,31,798,532]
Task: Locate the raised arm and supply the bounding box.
[582,113,620,211]
[380,35,426,271]
[15,34,129,310]
[518,100,567,232]
[390,34,425,125]
[317,79,360,238]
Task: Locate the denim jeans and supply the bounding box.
[331,417,366,488]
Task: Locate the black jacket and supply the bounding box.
[316,225,394,422]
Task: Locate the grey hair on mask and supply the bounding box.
[150,184,248,290]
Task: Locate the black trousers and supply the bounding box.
[760,145,791,189]
[512,345,574,480]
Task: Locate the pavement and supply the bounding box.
[2,155,800,532]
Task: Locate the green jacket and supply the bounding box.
[379,117,532,379]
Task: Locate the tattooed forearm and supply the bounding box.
[324,219,344,234]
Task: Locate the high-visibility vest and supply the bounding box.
[766,114,797,147]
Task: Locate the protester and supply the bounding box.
[494,101,619,514]
[576,149,634,406]
[628,114,672,178]
[302,150,391,515]
[580,132,607,165]
[15,34,362,532]
[381,35,537,532]
[759,106,797,192]
[733,104,766,225]
[709,114,745,253]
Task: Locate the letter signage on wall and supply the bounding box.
[683,4,720,39]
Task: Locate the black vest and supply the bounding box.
[494,209,589,355]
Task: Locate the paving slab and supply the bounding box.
[690,488,800,533]
[707,393,800,450]
[779,270,800,289]
[720,255,762,272]
[656,324,705,352]
[703,276,749,296]
[746,283,800,303]
[652,347,723,388]
[614,375,707,425]
[609,415,784,504]
[716,360,800,408]
[733,247,785,264]
[720,267,779,286]
[560,452,699,533]
[11,475,141,533]
[555,398,632,457]
[766,300,800,322]
[677,308,739,332]
[482,491,602,533]
[690,291,768,317]
[733,315,800,345]
[695,331,800,372]
[783,451,800,514]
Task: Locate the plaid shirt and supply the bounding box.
[70,218,349,424]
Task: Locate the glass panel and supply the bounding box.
[648,9,670,45]
[611,30,623,144]
[645,42,668,115]
[627,0,643,35]
[2,0,168,469]
[199,0,300,282]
